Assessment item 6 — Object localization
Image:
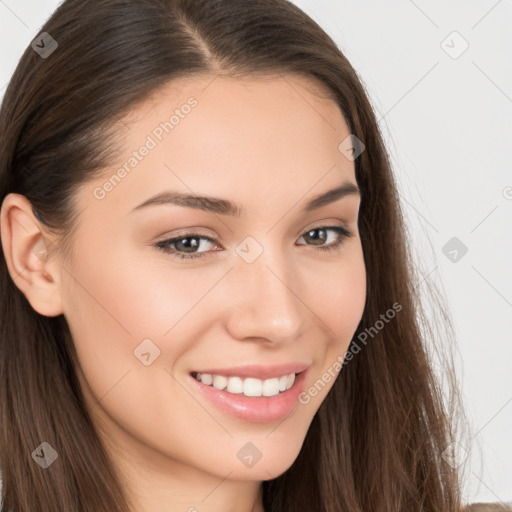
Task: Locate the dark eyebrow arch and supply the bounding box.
[130,180,360,217]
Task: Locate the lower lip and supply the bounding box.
[188,370,308,423]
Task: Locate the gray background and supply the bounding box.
[0,0,511,505]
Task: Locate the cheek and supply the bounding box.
[63,243,212,341]
[310,244,367,343]
[59,245,201,402]
[60,249,222,457]
[324,267,365,329]
[302,245,366,396]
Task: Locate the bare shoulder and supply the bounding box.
[464,503,512,511]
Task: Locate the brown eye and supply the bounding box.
[155,234,218,260]
[297,225,353,252]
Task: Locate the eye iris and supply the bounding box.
[176,237,200,252]
[306,228,327,245]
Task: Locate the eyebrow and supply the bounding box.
[130,180,360,217]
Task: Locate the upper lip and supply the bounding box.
[191,362,311,380]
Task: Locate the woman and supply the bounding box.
[0,0,493,510]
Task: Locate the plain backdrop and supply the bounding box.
[0,0,511,505]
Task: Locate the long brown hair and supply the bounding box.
[0,0,466,510]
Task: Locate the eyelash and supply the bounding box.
[154,225,354,261]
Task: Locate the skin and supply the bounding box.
[1,73,367,512]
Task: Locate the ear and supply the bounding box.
[0,193,64,317]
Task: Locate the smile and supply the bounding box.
[188,368,309,423]
[191,371,296,397]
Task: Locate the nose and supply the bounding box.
[224,247,307,345]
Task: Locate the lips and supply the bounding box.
[188,366,310,422]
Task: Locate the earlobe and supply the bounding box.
[0,193,64,317]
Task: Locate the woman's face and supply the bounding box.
[58,74,366,485]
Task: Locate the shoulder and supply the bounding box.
[464,504,512,511]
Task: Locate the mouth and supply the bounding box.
[190,370,300,398]
[187,367,310,423]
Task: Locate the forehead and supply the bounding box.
[76,73,356,220]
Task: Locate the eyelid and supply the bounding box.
[153,219,351,246]
[155,217,351,241]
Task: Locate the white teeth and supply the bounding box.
[194,372,297,397]
[212,375,228,390]
[244,377,262,396]
[226,376,244,394]
[262,377,280,397]
[200,373,213,386]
